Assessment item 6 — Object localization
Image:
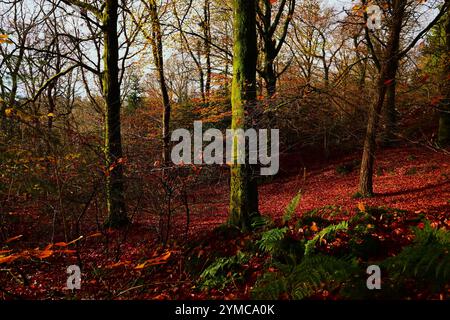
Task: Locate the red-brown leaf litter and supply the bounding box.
[1,146,449,299]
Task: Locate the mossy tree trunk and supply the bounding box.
[62,0,128,227]
[229,0,259,230]
[438,11,450,147]
[103,0,128,227]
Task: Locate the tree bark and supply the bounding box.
[148,0,171,164]
[203,0,212,106]
[359,0,406,196]
[103,0,128,227]
[438,11,450,147]
[229,0,259,230]
[382,82,398,146]
[257,0,295,98]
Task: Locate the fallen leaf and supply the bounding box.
[0,254,20,264]
[358,202,366,213]
[36,249,53,259]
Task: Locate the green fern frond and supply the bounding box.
[251,215,274,230]
[305,221,348,255]
[198,251,250,290]
[257,227,289,253]
[282,191,302,224]
[252,255,356,300]
[383,222,450,292]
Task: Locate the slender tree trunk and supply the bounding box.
[359,0,405,196]
[1,42,24,134]
[229,0,259,230]
[47,84,56,130]
[103,0,128,227]
[258,0,295,97]
[382,82,398,146]
[197,45,206,104]
[438,12,450,146]
[149,0,171,164]
[262,28,277,97]
[359,74,388,196]
[47,14,61,132]
[203,0,212,106]
[263,28,277,97]
[264,53,277,97]
[263,38,276,126]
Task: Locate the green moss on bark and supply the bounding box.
[229,0,259,230]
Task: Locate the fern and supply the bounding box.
[252,255,357,299]
[257,227,288,253]
[282,191,302,224]
[304,221,348,255]
[383,222,450,291]
[251,264,289,299]
[251,215,273,230]
[198,251,250,290]
[290,255,355,299]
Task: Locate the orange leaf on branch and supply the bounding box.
[87,232,102,238]
[5,234,23,243]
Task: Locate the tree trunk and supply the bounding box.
[203,0,212,106]
[258,0,295,98]
[382,82,398,146]
[229,0,259,230]
[359,0,406,196]
[359,74,388,196]
[263,34,277,97]
[265,56,277,97]
[438,12,450,146]
[149,0,171,164]
[103,0,128,227]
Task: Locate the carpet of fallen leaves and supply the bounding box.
[1,146,449,300]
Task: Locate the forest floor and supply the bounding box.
[1,145,449,300]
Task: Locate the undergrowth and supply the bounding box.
[194,193,450,299]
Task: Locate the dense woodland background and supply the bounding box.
[0,0,449,300]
